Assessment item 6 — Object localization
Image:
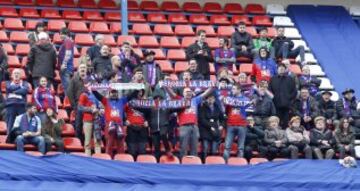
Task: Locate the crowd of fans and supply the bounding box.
[0,21,359,162]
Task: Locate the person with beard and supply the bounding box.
[310,116,335,159]
[286,116,312,159]
[179,59,204,81]
[142,49,163,88]
[335,118,355,159]
[41,107,64,153]
[33,76,57,122]
[13,104,45,154]
[132,67,152,98]
[318,91,338,129]
[231,22,254,58]
[292,87,319,130]
[252,47,277,83]
[110,55,130,83]
[299,65,321,98]
[119,42,141,78]
[93,45,112,81]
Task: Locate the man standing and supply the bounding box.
[87,34,104,62]
[231,22,254,58]
[93,45,112,80]
[58,27,75,94]
[186,30,213,80]
[142,49,163,88]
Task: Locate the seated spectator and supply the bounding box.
[13,104,45,154]
[318,91,338,129]
[93,45,112,80]
[179,59,204,81]
[214,37,236,73]
[5,69,30,134]
[27,32,57,87]
[142,49,163,88]
[253,28,274,58]
[58,27,75,94]
[335,118,355,159]
[199,93,225,160]
[252,47,277,82]
[41,107,65,153]
[310,116,335,159]
[118,42,141,80]
[293,87,319,130]
[231,22,254,58]
[87,34,104,61]
[272,26,306,66]
[262,116,289,160]
[253,80,276,127]
[132,67,152,98]
[244,116,265,160]
[0,43,8,83]
[299,65,321,98]
[28,22,46,47]
[286,116,312,159]
[33,76,57,122]
[336,88,360,137]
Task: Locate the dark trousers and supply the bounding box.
[5,104,26,134]
[126,125,148,158]
[338,145,355,159]
[260,145,290,160]
[152,131,171,160]
[74,109,84,144]
[276,107,291,129]
[45,138,64,153]
[202,73,210,80]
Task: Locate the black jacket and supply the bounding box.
[253,94,276,117]
[336,97,360,119]
[186,41,213,76]
[231,31,254,51]
[310,128,335,147]
[27,43,57,79]
[179,71,204,81]
[292,97,319,119]
[144,107,180,135]
[272,36,294,55]
[66,73,85,109]
[198,102,225,141]
[318,98,337,120]
[245,125,265,146]
[93,55,112,79]
[87,45,101,61]
[269,74,297,109]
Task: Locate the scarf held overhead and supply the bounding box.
[129,99,191,109]
[159,80,216,89]
[91,83,145,91]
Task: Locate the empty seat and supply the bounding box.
[58,0,76,7]
[227,157,248,166]
[103,35,116,46]
[137,154,157,163]
[7,55,21,68]
[0,7,18,17]
[249,158,268,165]
[0,31,8,42]
[75,34,94,46]
[266,27,277,38]
[62,10,82,20]
[140,1,160,11]
[128,12,146,23]
[160,36,180,48]
[284,28,302,39]
[309,65,325,76]
[205,156,225,165]
[292,40,310,51]
[289,64,302,75]
[4,18,24,30]
[231,15,251,25]
[168,13,188,24]
[224,3,244,14]
[15,44,30,56]
[203,2,222,14]
[217,26,235,37]
[138,36,159,48]
[0,135,16,149]
[246,27,258,37]
[20,8,39,18]
[189,14,209,25]
[205,38,220,49]
[10,31,28,43]
[181,36,196,48]
[149,48,166,60]
[196,25,216,37]
[16,0,33,5]
[266,4,286,15]
[245,4,266,14]
[110,22,121,33]
[110,47,120,55]
[273,16,294,27]
[132,23,152,35]
[239,63,254,74]
[68,21,88,32]
[318,77,334,90]
[117,35,137,46]
[48,20,66,31]
[210,15,230,25]
[41,9,61,19]
[98,0,117,9]
[63,137,83,152]
[2,43,14,54]
[78,0,97,8]
[105,12,121,21]
[174,61,188,73]
[36,0,54,6]
[83,11,103,21]
[147,13,167,23]
[25,20,41,30]
[175,25,194,36]
[183,2,202,13]
[57,109,69,121]
[167,49,186,61]
[154,24,174,36]
[252,15,272,26]
[181,156,202,164]
[114,153,134,162]
[161,1,181,12]
[160,155,180,164]
[90,22,109,33]
[92,153,112,160]
[61,123,75,136]
[157,60,173,73]
[127,0,139,10]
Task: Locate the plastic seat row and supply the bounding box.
[0,0,118,9]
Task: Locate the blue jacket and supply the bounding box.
[5,81,29,106]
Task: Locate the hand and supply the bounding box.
[125,120,130,126]
[50,138,55,143]
[61,64,67,70]
[275,141,281,147]
[219,126,224,131]
[22,131,30,137]
[125,51,131,59]
[91,106,98,114]
[326,119,332,124]
[345,145,350,151]
[144,121,149,128]
[241,45,247,52]
[211,127,215,132]
[197,50,204,55]
[349,117,354,122]
[322,140,329,146]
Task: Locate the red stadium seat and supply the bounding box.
[181,156,202,164]
[71,152,89,157]
[57,0,76,7]
[114,154,134,162]
[25,20,41,30]
[239,63,254,74]
[206,38,220,49]
[52,33,62,44]
[41,10,61,19]
[140,1,160,11]
[205,156,225,164]
[117,35,137,46]
[15,0,34,5]
[149,48,166,60]
[147,13,167,23]
[160,155,180,164]
[289,64,302,75]
[103,35,116,46]
[90,22,109,33]
[0,121,6,135]
[160,36,180,48]
[174,61,189,73]
[61,123,75,137]
[227,157,248,166]
[55,96,63,108]
[196,25,216,37]
[36,0,54,6]
[15,44,30,56]
[68,21,88,33]
[10,31,28,43]
[189,14,210,25]
[78,0,97,8]
[210,15,230,25]
[105,12,121,21]
[217,26,235,37]
[232,15,251,25]
[58,109,69,121]
[168,13,188,24]
[128,12,146,23]
[63,95,71,108]
[62,10,82,20]
[247,27,258,37]
[137,154,157,163]
[7,56,21,68]
[245,4,266,14]
[98,0,118,9]
[267,27,277,38]
[167,49,186,61]
[0,31,9,42]
[110,22,121,33]
[92,153,112,160]
[0,7,18,17]
[110,47,120,55]
[21,57,27,67]
[157,60,173,73]
[0,135,16,149]
[4,18,24,30]
[161,1,181,12]
[63,137,84,152]
[132,23,152,35]
[250,158,268,165]
[183,2,202,13]
[19,8,39,18]
[181,36,196,48]
[224,3,244,14]
[138,36,159,48]
[83,11,103,21]
[127,0,139,10]
[154,24,174,36]
[75,34,94,46]
[133,48,143,58]
[252,15,273,26]
[203,2,223,14]
[2,43,14,55]
[174,25,194,36]
[0,0,13,5]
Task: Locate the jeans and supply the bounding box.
[16,135,46,154]
[6,104,26,135]
[202,139,219,160]
[223,126,247,161]
[277,44,305,62]
[60,70,72,96]
[179,125,199,158]
[83,122,101,156]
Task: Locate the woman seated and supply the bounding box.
[310,116,335,159]
[286,116,312,159]
[41,107,65,153]
[335,118,355,159]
